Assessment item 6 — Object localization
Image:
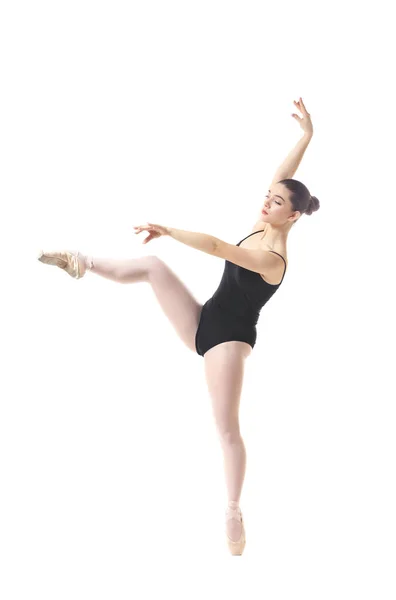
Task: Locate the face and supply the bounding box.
[260,183,300,225]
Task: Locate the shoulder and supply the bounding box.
[251,222,267,235]
[251,222,287,262]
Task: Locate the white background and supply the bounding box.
[1,0,395,598]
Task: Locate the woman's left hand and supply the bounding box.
[133,222,171,244]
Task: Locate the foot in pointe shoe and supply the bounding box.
[225,502,246,556]
[37,250,89,279]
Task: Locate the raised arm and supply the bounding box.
[270,97,313,186]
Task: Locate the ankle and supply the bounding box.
[84,255,94,270]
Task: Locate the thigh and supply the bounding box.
[203,341,251,436]
[148,256,204,354]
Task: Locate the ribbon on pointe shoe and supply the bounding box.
[225,502,242,521]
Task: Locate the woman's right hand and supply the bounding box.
[292,97,313,136]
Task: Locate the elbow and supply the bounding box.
[213,238,224,258]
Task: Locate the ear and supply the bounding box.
[289,211,301,222]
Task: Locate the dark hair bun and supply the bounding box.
[305,195,320,216]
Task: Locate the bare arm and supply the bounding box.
[271,97,313,183]
[167,227,281,280]
[271,131,313,183]
[167,227,220,256]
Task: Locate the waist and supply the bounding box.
[204,298,259,326]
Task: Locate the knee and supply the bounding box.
[147,255,161,264]
[218,428,242,446]
[145,255,170,284]
[147,255,165,272]
[117,255,161,284]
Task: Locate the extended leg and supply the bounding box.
[39,250,203,352]
[90,255,203,353]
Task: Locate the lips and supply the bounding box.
[262,210,268,215]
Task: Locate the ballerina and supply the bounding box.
[38,97,319,555]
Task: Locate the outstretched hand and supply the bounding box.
[133,222,170,244]
[292,97,313,136]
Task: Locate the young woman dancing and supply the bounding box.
[38,97,319,556]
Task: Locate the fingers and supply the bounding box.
[133,225,152,243]
[294,99,304,112]
[294,97,310,116]
[299,97,308,113]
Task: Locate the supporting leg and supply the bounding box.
[203,342,251,543]
[220,433,247,508]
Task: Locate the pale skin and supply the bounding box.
[89,98,314,544]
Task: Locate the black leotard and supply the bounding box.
[195,230,287,357]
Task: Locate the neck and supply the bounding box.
[256,220,292,247]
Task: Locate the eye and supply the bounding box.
[266,195,281,206]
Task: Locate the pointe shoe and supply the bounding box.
[225,503,246,556]
[38,250,88,279]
